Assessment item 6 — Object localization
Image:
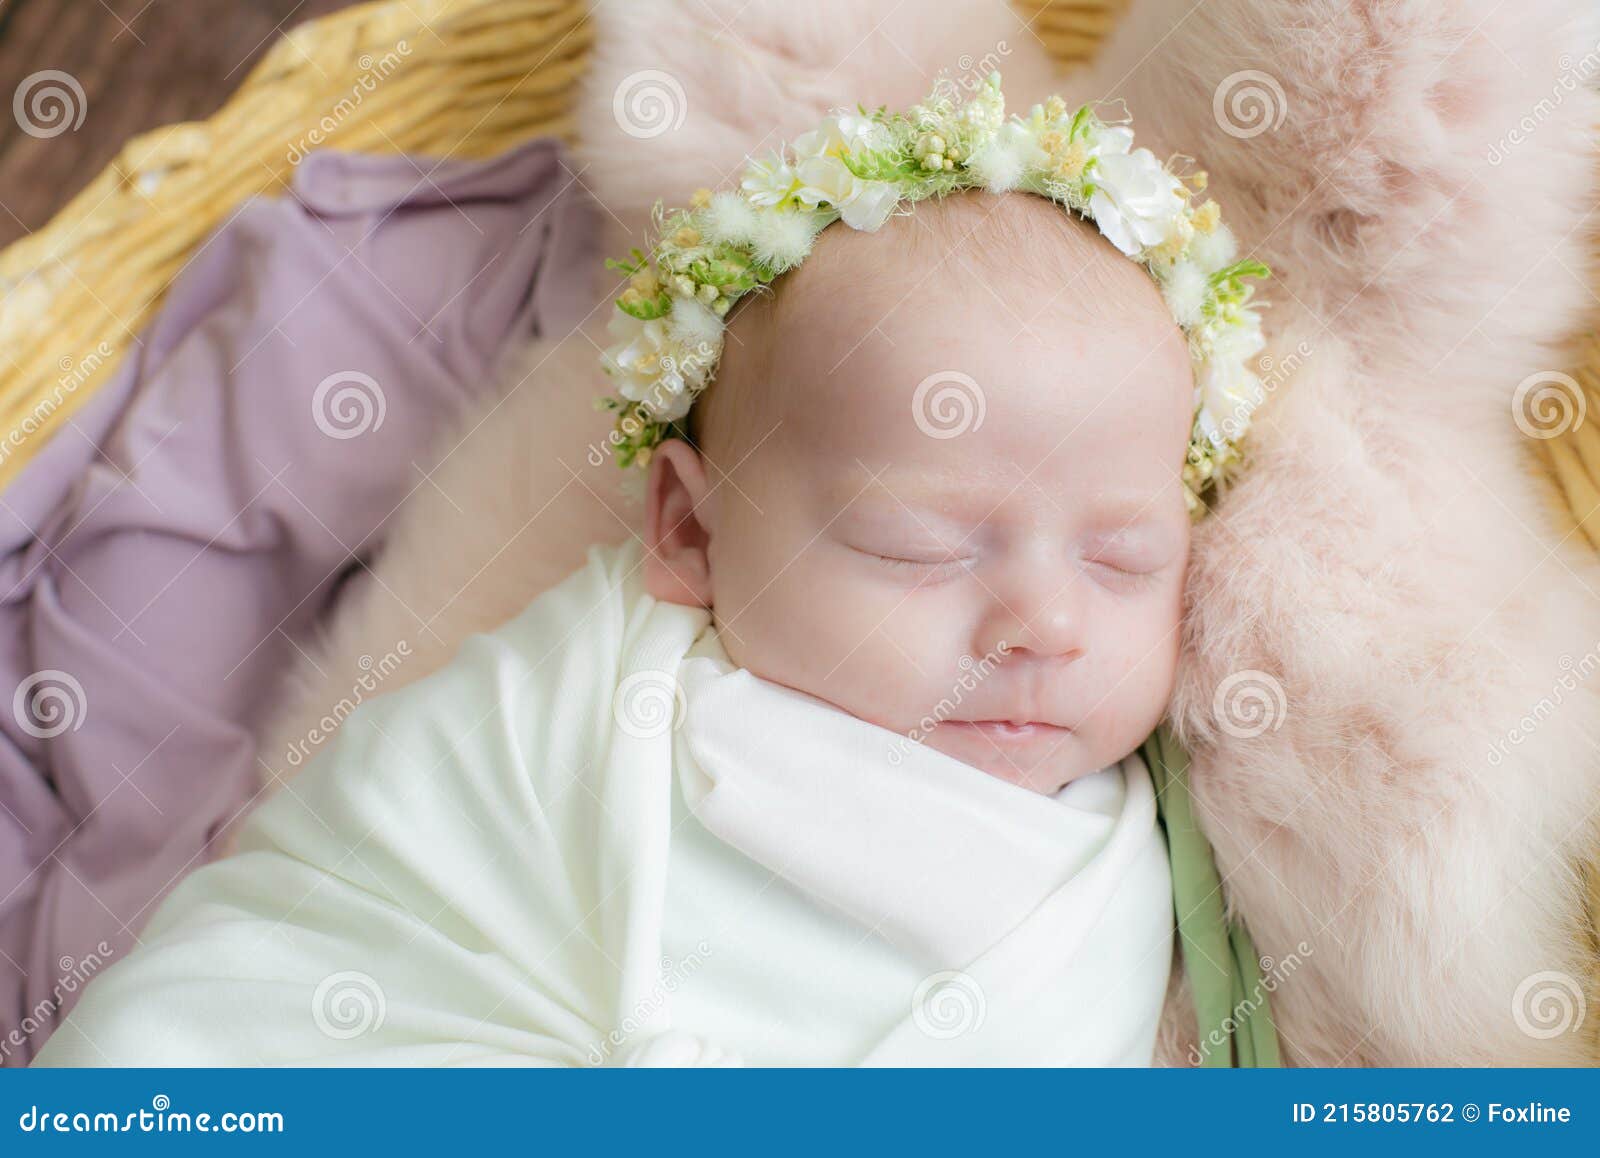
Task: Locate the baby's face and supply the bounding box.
[647,194,1194,793]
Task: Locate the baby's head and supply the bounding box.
[643,189,1194,793]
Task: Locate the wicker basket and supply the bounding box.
[6,0,1597,540]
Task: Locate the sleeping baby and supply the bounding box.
[34,75,1270,1066]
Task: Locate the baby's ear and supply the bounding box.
[643,439,716,608]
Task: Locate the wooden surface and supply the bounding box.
[0,0,359,248]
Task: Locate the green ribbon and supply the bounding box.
[1140,722,1281,1067]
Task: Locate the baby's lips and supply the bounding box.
[942,717,1076,733]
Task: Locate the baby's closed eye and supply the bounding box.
[1079,530,1183,590]
[846,540,976,582]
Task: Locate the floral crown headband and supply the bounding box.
[598,70,1272,517]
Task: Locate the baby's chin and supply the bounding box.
[919,721,1087,796]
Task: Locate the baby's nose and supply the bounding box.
[976,573,1084,661]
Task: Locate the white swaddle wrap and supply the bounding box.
[34,541,1173,1067]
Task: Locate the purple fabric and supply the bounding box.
[0,138,599,1064]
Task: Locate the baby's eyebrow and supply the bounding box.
[842,482,983,528]
[1086,488,1170,527]
[845,461,1012,508]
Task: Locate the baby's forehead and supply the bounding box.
[701,190,1192,474]
[788,189,1158,325]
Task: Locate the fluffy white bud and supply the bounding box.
[1161,260,1210,328]
[750,208,826,269]
[1187,221,1238,274]
[701,191,760,245]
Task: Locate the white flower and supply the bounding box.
[741,151,798,207]
[1087,146,1188,257]
[1085,123,1134,158]
[1194,317,1268,441]
[961,73,1006,133]
[793,153,899,231]
[791,113,887,160]
[1196,359,1265,445]
[601,309,699,421]
[1214,309,1266,364]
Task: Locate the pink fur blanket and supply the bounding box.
[258,0,1600,1064]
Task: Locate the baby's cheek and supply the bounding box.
[739,564,963,729]
[1091,604,1181,736]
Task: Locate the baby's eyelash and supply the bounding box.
[860,549,975,579]
[876,552,965,570]
[1087,556,1163,585]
